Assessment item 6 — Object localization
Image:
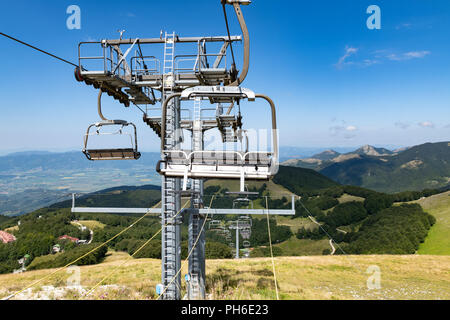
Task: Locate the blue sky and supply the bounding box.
[0,0,449,153]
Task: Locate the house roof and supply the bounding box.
[0,230,17,243]
[58,235,79,242]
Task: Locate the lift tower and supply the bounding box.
[73,0,295,300]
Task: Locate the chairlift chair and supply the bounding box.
[208,220,222,230]
[82,89,141,161]
[238,215,252,226]
[83,120,141,161]
[240,228,251,240]
[233,197,254,209]
[230,220,251,230]
[157,86,279,193]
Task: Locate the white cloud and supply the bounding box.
[405,51,431,58]
[346,125,357,132]
[337,47,431,69]
[418,121,435,128]
[335,46,358,69]
[387,51,431,61]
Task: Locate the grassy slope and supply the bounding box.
[337,194,365,204]
[75,220,106,230]
[416,191,450,255]
[1,252,449,300]
[205,179,294,199]
[275,237,330,256]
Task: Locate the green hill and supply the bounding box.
[415,191,450,255]
[273,166,339,194]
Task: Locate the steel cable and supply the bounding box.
[0,32,79,68]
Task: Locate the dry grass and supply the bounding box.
[275,237,330,256]
[205,179,293,199]
[4,226,19,233]
[1,253,449,300]
[276,216,316,233]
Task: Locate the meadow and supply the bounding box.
[1,251,449,300]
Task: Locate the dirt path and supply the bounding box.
[329,240,336,255]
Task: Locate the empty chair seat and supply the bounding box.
[83,148,141,161]
[164,150,272,165]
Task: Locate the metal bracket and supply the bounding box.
[180,86,255,101]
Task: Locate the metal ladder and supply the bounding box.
[163,32,175,85]
[222,128,238,142]
[161,31,182,300]
[193,97,201,122]
[187,97,206,300]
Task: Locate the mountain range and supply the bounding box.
[282,142,449,193]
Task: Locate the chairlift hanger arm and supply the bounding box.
[222,0,251,86]
[97,89,108,121]
[255,94,278,163]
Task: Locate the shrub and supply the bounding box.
[205,242,233,259]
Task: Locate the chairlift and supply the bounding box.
[83,120,141,161]
[230,219,251,230]
[233,197,253,209]
[240,227,251,238]
[238,215,252,227]
[216,226,229,237]
[157,86,279,193]
[232,185,255,207]
[208,220,221,230]
[82,90,141,161]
